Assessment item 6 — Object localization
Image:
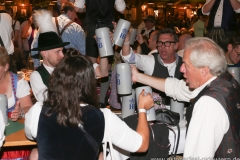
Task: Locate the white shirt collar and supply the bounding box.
[190,76,217,99]
[43,63,54,74]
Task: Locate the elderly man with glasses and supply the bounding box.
[121,28,183,106]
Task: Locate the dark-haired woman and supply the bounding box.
[25,51,153,159]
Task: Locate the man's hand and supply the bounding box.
[131,65,139,83]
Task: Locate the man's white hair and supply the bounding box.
[185,37,227,76]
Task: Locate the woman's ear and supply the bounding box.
[4,63,9,72]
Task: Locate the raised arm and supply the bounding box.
[122,30,131,56]
[131,65,166,92]
[74,0,86,13]
[230,0,240,11]
[202,0,216,14]
[101,90,153,153]
[94,57,109,77]
[135,90,153,152]
[131,65,193,102]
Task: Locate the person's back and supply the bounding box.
[193,8,205,37]
[0,13,14,55]
[36,52,105,159]
[193,20,205,37]
[37,105,104,160]
[55,14,85,53]
[85,0,115,24]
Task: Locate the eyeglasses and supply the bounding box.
[233,48,240,57]
[156,41,175,47]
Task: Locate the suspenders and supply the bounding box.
[54,17,74,37]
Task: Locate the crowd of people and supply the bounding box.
[0,0,240,159]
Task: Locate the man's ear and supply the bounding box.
[201,66,210,77]
[227,44,233,52]
[40,51,46,58]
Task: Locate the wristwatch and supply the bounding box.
[19,110,25,119]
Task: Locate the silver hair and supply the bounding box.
[185,37,227,76]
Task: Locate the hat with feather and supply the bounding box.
[31,10,70,51]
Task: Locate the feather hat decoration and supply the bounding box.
[33,9,57,34]
[31,10,70,51]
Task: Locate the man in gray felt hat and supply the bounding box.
[30,31,70,102]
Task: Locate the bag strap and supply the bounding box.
[174,124,180,158]
[60,21,74,36]
[168,124,180,159]
[79,125,99,155]
[55,17,60,36]
[55,17,74,36]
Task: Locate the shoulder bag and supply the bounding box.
[155,109,180,158]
